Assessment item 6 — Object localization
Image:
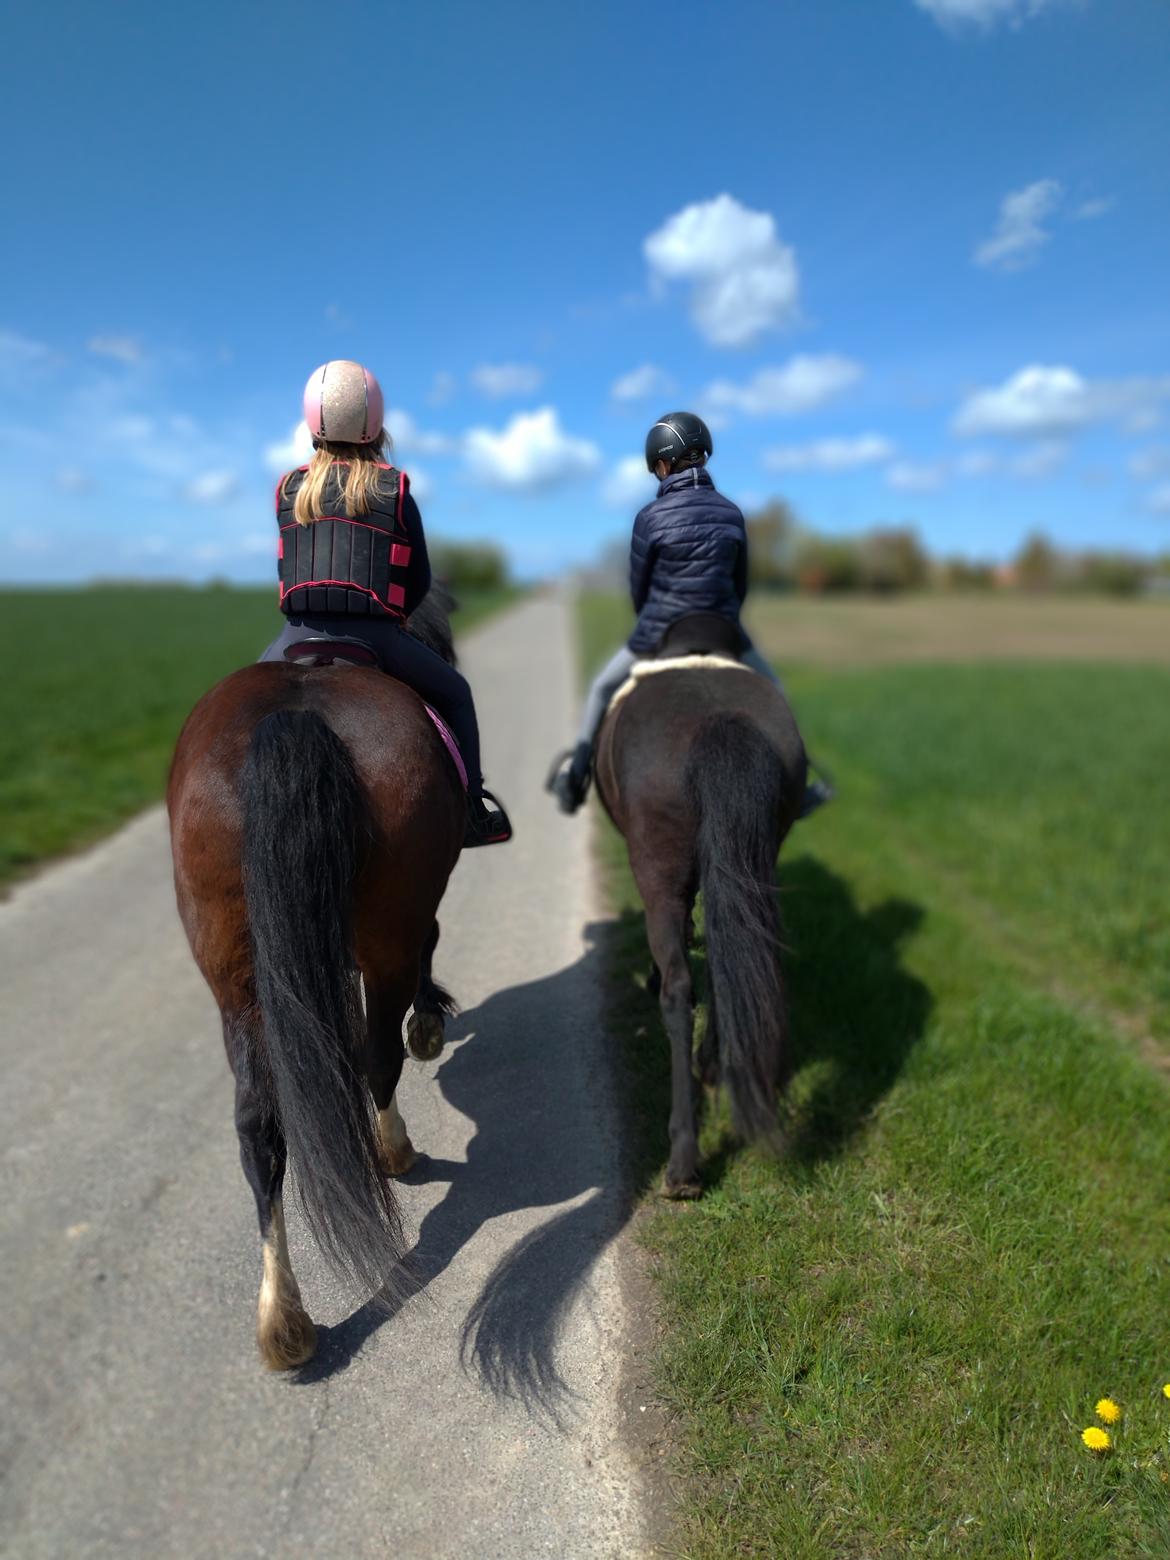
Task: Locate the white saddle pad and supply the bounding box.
[609,653,753,716]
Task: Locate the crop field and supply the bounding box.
[582,592,1170,1557]
[0,584,515,888]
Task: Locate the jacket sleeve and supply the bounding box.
[734,533,749,604]
[629,508,656,611]
[400,482,433,614]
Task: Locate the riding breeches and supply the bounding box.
[259,615,484,792]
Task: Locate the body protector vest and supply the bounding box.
[277,463,412,620]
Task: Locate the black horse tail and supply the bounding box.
[687,714,787,1144]
[241,709,403,1297]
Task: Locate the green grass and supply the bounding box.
[581,593,1170,1558]
[0,584,517,888]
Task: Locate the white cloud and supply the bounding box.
[643,194,800,349]
[183,470,239,504]
[403,464,433,502]
[954,365,1170,438]
[385,408,455,456]
[463,407,601,491]
[87,334,143,365]
[56,466,95,493]
[1148,484,1170,516]
[426,370,457,406]
[955,449,999,477]
[0,328,52,367]
[764,434,894,472]
[264,420,314,472]
[603,455,655,508]
[886,460,947,493]
[1010,440,1068,478]
[470,362,544,398]
[705,355,862,418]
[1129,446,1170,481]
[916,0,1074,30]
[974,179,1063,271]
[1073,196,1114,221]
[611,364,676,403]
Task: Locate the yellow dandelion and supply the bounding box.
[1082,1427,1111,1451]
[1095,1398,1121,1425]
[1163,1384,1170,1401]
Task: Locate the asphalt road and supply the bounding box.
[0,595,649,1559]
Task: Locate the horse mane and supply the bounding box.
[407,583,458,668]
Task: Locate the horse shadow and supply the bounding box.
[698,852,931,1183]
[299,859,929,1412]
[296,922,641,1426]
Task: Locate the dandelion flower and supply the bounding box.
[1082,1427,1111,1451]
[1095,1398,1121,1425]
[1163,1384,1170,1400]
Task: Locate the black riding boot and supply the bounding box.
[545,742,592,815]
[464,787,513,848]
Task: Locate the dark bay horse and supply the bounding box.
[167,596,463,1369]
[594,627,807,1197]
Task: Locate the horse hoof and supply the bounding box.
[378,1141,418,1177]
[407,1011,445,1061]
[660,1175,703,1201]
[257,1306,317,1371]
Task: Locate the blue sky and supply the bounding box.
[3,0,1168,583]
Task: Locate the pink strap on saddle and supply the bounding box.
[425,706,468,792]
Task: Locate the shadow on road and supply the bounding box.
[300,859,929,1418]
[297,920,638,1427]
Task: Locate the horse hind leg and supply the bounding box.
[231,1020,315,1370]
[641,892,702,1199]
[406,920,456,1063]
[365,976,419,1177]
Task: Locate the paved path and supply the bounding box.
[0,595,648,1559]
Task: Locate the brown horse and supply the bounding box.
[167,599,464,1369]
[594,619,807,1198]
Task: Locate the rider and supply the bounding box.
[261,359,512,848]
[547,410,831,816]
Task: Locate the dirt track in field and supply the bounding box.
[746,592,1170,665]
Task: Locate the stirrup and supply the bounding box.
[799,762,836,820]
[544,748,574,791]
[464,788,513,848]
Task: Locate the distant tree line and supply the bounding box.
[747,501,1170,598]
[430,540,510,594]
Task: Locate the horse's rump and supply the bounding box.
[595,662,807,1182]
[167,661,464,1308]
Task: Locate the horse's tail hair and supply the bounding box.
[686,714,786,1144]
[241,709,403,1297]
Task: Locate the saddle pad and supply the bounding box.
[609,653,754,717]
[425,705,468,792]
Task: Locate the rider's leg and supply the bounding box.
[549,644,637,813]
[376,627,511,845]
[378,626,485,792]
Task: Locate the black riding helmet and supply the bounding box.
[644,411,714,474]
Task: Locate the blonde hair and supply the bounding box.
[283,433,393,527]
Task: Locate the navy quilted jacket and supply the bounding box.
[627,467,748,654]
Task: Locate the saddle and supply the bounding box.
[282,637,467,792]
[283,636,379,669]
[653,613,743,661]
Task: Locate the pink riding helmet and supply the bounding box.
[302,360,385,446]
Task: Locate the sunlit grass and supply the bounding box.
[0,584,516,886]
[581,592,1170,1557]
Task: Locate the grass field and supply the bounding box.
[582,592,1170,1557]
[0,584,516,889]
